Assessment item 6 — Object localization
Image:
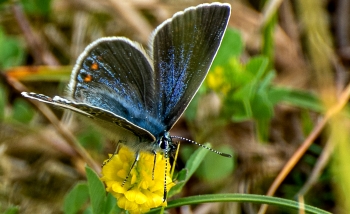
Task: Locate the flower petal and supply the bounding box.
[101,145,174,213]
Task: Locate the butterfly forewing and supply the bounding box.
[151,3,231,130]
[67,37,165,139]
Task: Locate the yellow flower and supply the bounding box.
[101,144,175,214]
[207,66,230,94]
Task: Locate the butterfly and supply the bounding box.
[22,2,232,200]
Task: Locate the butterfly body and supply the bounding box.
[22,3,231,157]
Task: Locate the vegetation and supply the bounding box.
[0,0,348,213]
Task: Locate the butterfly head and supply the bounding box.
[156,131,176,156]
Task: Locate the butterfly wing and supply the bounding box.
[23,37,164,142]
[21,92,155,141]
[22,4,230,141]
[68,37,173,141]
[151,3,231,130]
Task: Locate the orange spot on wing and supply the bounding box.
[90,62,99,70]
[84,74,92,82]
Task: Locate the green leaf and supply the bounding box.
[86,166,106,214]
[251,90,274,120]
[255,118,270,143]
[83,207,92,214]
[211,28,243,69]
[245,56,269,81]
[20,0,52,16]
[147,194,331,214]
[11,99,35,123]
[231,83,255,120]
[267,86,291,105]
[78,125,104,152]
[300,110,315,136]
[175,168,188,183]
[184,86,206,122]
[251,89,274,142]
[227,58,250,87]
[105,193,121,214]
[269,87,323,112]
[258,70,275,91]
[168,144,209,197]
[196,145,234,181]
[226,99,251,122]
[63,182,89,214]
[232,82,254,102]
[0,27,25,69]
[0,83,7,120]
[0,0,10,4]
[262,13,277,69]
[183,143,211,179]
[3,206,19,214]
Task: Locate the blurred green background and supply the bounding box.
[0,0,349,213]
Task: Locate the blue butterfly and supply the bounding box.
[22,2,231,199]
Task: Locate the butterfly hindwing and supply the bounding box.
[21,92,155,141]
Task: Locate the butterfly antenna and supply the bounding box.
[171,136,232,158]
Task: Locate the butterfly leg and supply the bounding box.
[151,149,168,202]
[163,154,168,202]
[163,140,171,202]
[157,133,173,202]
[151,150,157,180]
[121,150,140,187]
[102,141,124,167]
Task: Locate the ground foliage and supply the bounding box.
[0,0,349,213]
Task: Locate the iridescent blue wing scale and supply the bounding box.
[151,3,231,130]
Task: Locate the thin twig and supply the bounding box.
[5,76,101,174]
[108,0,153,43]
[258,82,350,214]
[12,3,59,65]
[261,0,284,26]
[296,138,334,196]
[335,0,350,48]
